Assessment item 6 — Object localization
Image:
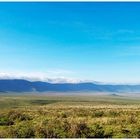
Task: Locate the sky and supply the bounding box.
[0,2,140,83]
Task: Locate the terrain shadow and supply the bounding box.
[30,99,59,105]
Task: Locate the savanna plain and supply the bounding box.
[0,93,140,138]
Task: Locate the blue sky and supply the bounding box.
[0,2,140,83]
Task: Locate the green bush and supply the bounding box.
[61,112,68,118]
[88,124,105,138]
[104,127,114,138]
[108,111,120,117]
[92,111,104,117]
[131,127,140,138]
[6,122,35,138]
[0,116,14,126]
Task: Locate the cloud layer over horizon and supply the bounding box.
[0,72,92,83]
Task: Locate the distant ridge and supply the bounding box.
[0,79,140,93]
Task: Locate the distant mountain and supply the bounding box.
[0,79,33,92]
[0,79,140,93]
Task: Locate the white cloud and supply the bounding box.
[0,70,101,84]
[0,71,91,83]
[0,71,137,84]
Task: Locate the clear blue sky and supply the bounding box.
[0,2,140,83]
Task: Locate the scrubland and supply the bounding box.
[0,94,140,138]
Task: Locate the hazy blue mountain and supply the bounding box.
[0,79,140,93]
[0,79,33,92]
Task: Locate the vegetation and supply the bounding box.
[0,94,140,138]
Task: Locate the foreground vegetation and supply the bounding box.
[0,94,140,138]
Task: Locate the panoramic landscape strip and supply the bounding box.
[0,2,140,138]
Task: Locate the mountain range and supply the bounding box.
[0,79,140,93]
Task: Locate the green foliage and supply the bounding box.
[0,95,140,138]
[88,124,104,138]
[0,116,14,126]
[108,111,120,117]
[6,122,35,138]
[92,111,104,117]
[104,127,114,138]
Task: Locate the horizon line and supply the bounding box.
[0,77,140,85]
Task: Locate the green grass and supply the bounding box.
[0,93,140,138]
[0,94,140,109]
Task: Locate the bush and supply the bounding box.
[88,124,105,138]
[6,122,35,138]
[45,119,69,138]
[104,127,114,138]
[7,110,31,121]
[75,122,90,138]
[131,127,140,138]
[108,111,120,117]
[35,126,47,138]
[0,116,14,126]
[92,111,104,117]
[60,112,68,118]
[35,118,69,138]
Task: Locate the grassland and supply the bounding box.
[0,93,140,138]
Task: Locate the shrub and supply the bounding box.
[0,117,14,125]
[104,127,114,138]
[35,118,69,138]
[6,122,35,138]
[131,127,140,138]
[88,124,105,138]
[7,110,31,121]
[35,126,47,138]
[75,122,90,138]
[0,116,14,126]
[61,112,68,118]
[108,111,120,117]
[92,111,104,117]
[45,119,69,138]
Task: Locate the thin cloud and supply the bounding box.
[0,71,82,83]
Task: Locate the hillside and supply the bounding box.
[0,79,140,93]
